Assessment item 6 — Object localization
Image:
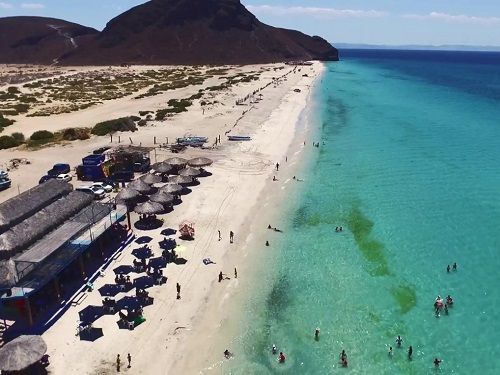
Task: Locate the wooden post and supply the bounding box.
[118,136,121,143]
[53,277,61,300]
[110,134,113,143]
[154,136,156,144]
[129,137,133,144]
[166,137,168,144]
[78,255,86,279]
[25,297,33,327]
[127,211,132,230]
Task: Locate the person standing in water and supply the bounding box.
[434,358,442,367]
[408,346,413,360]
[388,346,393,356]
[272,344,277,355]
[453,262,457,271]
[314,328,320,340]
[447,264,451,273]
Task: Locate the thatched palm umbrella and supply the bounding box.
[128,179,153,194]
[188,157,213,168]
[149,192,174,206]
[168,175,192,185]
[0,260,17,288]
[151,162,172,174]
[160,184,183,195]
[179,167,201,177]
[115,188,141,228]
[0,335,47,372]
[165,157,187,167]
[134,201,164,215]
[140,173,162,185]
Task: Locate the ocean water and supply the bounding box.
[222,51,500,374]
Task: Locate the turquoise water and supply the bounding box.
[225,52,500,374]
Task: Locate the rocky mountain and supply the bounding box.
[0,16,98,64]
[0,0,338,65]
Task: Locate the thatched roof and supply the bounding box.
[0,191,93,259]
[151,162,172,174]
[188,157,213,167]
[164,157,187,166]
[115,188,141,202]
[168,175,192,185]
[128,179,153,194]
[179,167,201,177]
[134,201,164,215]
[0,335,47,372]
[0,180,72,234]
[140,173,162,185]
[149,192,174,205]
[159,184,183,194]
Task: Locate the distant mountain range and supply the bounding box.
[336,43,500,52]
[0,0,338,65]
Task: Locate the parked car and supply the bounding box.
[93,146,111,155]
[76,186,106,200]
[39,175,55,184]
[91,182,113,193]
[48,163,70,177]
[57,173,72,182]
[0,170,8,179]
[0,178,11,191]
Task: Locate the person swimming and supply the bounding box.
[396,335,403,347]
[446,295,453,306]
[434,358,442,367]
[223,349,232,359]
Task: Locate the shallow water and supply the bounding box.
[222,51,500,374]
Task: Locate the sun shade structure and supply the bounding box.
[140,173,162,185]
[134,201,164,215]
[168,175,192,185]
[0,259,17,288]
[164,157,188,167]
[179,220,195,239]
[0,179,72,233]
[149,192,174,205]
[0,335,47,372]
[115,188,141,202]
[188,157,213,168]
[178,167,201,177]
[0,191,93,259]
[159,184,183,195]
[128,179,153,194]
[151,162,172,174]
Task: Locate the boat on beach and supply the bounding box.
[176,136,208,147]
[227,135,251,141]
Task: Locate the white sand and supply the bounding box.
[0,62,324,374]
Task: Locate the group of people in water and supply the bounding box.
[434,294,454,316]
[447,262,458,273]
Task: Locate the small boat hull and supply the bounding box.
[228,136,251,141]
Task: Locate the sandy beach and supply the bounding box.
[0,61,323,374]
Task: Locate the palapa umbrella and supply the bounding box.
[160,183,183,194]
[140,173,162,185]
[0,259,18,288]
[151,162,172,174]
[0,335,47,372]
[149,192,174,205]
[179,167,201,177]
[115,188,141,202]
[165,157,188,167]
[168,175,193,185]
[188,157,213,168]
[134,201,164,215]
[128,179,153,194]
[179,220,195,239]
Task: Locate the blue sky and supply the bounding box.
[1,0,500,46]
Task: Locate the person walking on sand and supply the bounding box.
[127,353,131,368]
[176,283,181,299]
[234,267,238,278]
[116,354,121,372]
[219,271,223,282]
[229,231,234,243]
[218,230,221,241]
[276,162,279,171]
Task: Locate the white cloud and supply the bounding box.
[21,3,45,9]
[0,2,13,9]
[246,5,387,19]
[403,12,500,25]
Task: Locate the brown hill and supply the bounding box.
[0,16,98,64]
[0,0,338,65]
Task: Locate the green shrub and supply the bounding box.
[91,117,137,136]
[30,130,54,140]
[7,86,20,94]
[138,119,147,127]
[130,115,141,122]
[11,132,25,143]
[0,114,15,128]
[0,135,19,149]
[61,127,91,141]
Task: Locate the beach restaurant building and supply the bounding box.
[0,180,127,328]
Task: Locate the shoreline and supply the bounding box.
[168,64,325,374]
[26,62,327,374]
